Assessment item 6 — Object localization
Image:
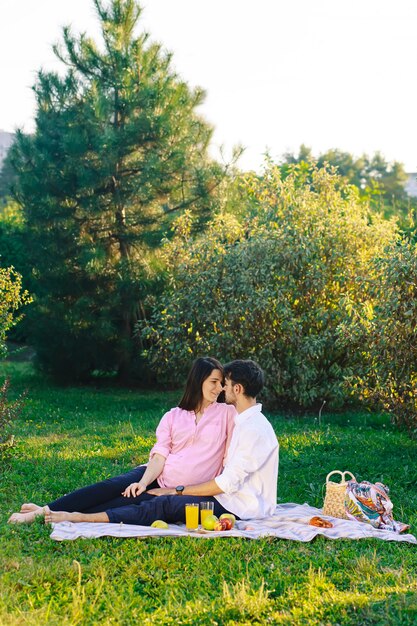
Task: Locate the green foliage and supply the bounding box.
[0,202,27,282]
[282,145,415,223]
[10,0,225,382]
[143,163,397,408]
[0,152,17,205]
[1,361,416,625]
[0,136,17,205]
[0,378,26,469]
[350,239,417,433]
[0,201,24,230]
[0,202,32,342]
[0,266,31,358]
[0,261,30,467]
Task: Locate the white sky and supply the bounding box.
[1,0,417,171]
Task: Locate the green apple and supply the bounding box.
[202,514,218,531]
[151,520,169,529]
[219,513,236,528]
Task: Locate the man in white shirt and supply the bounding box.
[214,360,279,518]
[43,360,279,525]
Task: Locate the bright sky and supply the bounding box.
[1,0,417,171]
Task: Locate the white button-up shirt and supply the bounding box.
[214,403,279,519]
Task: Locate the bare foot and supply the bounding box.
[44,510,77,524]
[20,503,43,513]
[8,510,43,524]
[44,510,109,524]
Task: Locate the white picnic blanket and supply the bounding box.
[50,502,416,544]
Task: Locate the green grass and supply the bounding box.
[1,362,417,625]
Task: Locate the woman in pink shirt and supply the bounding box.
[9,357,236,523]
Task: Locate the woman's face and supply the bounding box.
[201,369,224,405]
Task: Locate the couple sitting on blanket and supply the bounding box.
[9,358,279,527]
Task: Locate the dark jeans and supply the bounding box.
[48,466,158,513]
[105,495,233,526]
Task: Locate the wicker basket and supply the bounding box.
[322,470,356,519]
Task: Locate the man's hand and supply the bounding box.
[147,487,176,496]
[122,482,147,497]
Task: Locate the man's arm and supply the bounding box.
[147,479,224,497]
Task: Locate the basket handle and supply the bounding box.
[326,470,356,484]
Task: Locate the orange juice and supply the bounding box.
[200,507,213,526]
[185,503,199,530]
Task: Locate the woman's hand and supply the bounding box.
[122,482,147,497]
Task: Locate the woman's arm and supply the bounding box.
[123,410,173,497]
[122,453,166,497]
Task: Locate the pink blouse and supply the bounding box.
[149,402,236,488]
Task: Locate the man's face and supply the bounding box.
[224,377,237,406]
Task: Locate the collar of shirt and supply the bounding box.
[191,402,216,416]
[234,403,263,425]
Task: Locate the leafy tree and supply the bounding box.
[142,163,397,408]
[0,149,17,205]
[10,0,227,381]
[282,145,412,219]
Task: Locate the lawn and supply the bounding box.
[1,361,417,625]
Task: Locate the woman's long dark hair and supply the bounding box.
[178,357,224,412]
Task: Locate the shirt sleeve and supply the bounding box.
[149,411,173,460]
[215,426,277,495]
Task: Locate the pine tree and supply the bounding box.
[11,0,224,381]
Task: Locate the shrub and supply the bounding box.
[0,266,31,357]
[0,378,27,469]
[142,163,397,407]
[0,202,32,342]
[350,239,417,433]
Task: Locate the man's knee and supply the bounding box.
[160,496,186,523]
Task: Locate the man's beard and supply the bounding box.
[225,393,236,406]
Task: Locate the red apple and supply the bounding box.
[220,517,233,530]
[219,513,236,528]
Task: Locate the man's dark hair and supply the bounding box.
[223,360,265,398]
[178,357,224,411]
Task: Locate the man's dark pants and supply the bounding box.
[105,495,232,525]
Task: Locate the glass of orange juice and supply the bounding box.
[200,501,214,526]
[185,503,199,530]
